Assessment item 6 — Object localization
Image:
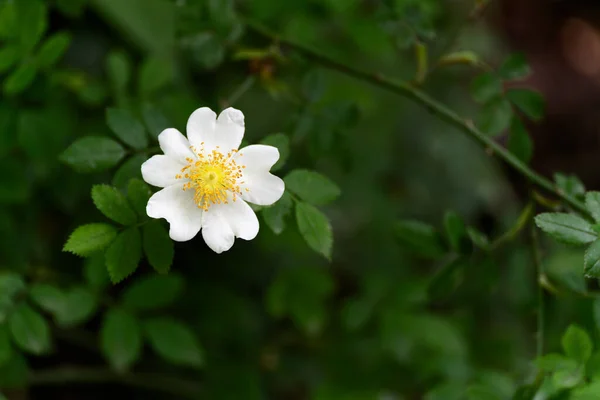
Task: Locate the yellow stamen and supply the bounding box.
[176,145,245,211]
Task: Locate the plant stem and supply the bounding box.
[223,76,257,107]
[30,367,202,399]
[530,222,545,358]
[244,19,589,217]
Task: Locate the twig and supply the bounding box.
[244,19,589,217]
[530,221,545,358]
[30,367,202,399]
[222,76,257,108]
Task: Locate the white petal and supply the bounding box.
[158,128,195,162]
[236,144,279,172]
[201,207,235,254]
[141,155,184,188]
[241,172,285,206]
[214,107,245,152]
[146,184,203,242]
[220,199,259,240]
[186,107,216,151]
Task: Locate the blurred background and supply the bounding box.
[2,0,600,399]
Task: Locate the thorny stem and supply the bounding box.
[244,19,590,218]
[30,367,202,399]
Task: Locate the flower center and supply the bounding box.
[175,144,245,211]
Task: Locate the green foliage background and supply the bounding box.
[1,0,599,399]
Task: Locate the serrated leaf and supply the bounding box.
[144,317,204,368]
[60,136,126,173]
[112,154,148,190]
[0,46,19,73]
[508,116,533,163]
[262,191,293,235]
[585,240,600,278]
[138,57,173,97]
[507,88,545,121]
[29,284,65,315]
[562,325,593,363]
[395,220,446,258]
[586,192,600,223]
[92,184,137,225]
[141,103,171,139]
[105,227,142,283]
[8,304,50,355]
[106,50,131,95]
[101,308,142,372]
[142,220,174,274]
[498,53,531,80]
[63,223,118,257]
[3,63,37,95]
[284,169,340,205]
[127,178,152,217]
[478,97,513,137]
[295,202,333,260]
[260,133,289,172]
[535,213,596,245]
[106,108,148,150]
[470,72,503,103]
[36,32,71,69]
[84,253,110,290]
[0,324,12,367]
[122,274,182,311]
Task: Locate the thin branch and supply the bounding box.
[30,367,202,399]
[244,19,589,217]
[530,221,545,358]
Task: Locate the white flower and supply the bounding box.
[141,107,285,253]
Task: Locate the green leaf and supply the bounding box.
[112,154,148,190]
[29,284,65,315]
[498,53,531,80]
[127,178,152,217]
[572,381,600,400]
[260,133,290,172]
[508,116,533,163]
[106,108,148,150]
[553,363,584,389]
[0,273,25,322]
[0,324,12,367]
[562,325,593,363]
[3,63,37,95]
[0,46,20,73]
[507,88,545,121]
[395,220,446,258]
[101,308,142,372]
[141,103,171,139]
[443,211,470,254]
[56,0,87,18]
[144,317,204,368]
[93,0,175,55]
[262,191,293,234]
[586,192,600,223]
[585,239,600,278]
[0,3,17,40]
[84,253,110,290]
[428,257,466,301]
[16,0,47,52]
[478,97,513,137]
[536,353,574,373]
[138,57,173,97]
[105,50,131,95]
[295,202,333,260]
[63,223,118,257]
[466,384,502,400]
[105,227,143,284]
[92,184,137,225]
[55,287,98,327]
[60,136,126,173]
[182,32,225,70]
[470,72,503,103]
[8,304,51,355]
[534,213,596,245]
[36,32,72,69]
[0,353,28,388]
[142,220,174,274]
[122,274,183,311]
[284,170,340,205]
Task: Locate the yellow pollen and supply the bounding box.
[176,145,245,211]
